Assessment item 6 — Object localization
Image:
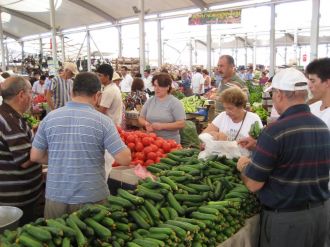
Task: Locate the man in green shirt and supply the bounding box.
[215,55,248,114]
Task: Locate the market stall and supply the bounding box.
[0,139,261,247]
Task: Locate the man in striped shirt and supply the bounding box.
[0,76,43,225]
[31,72,131,219]
[237,68,330,247]
[46,62,78,110]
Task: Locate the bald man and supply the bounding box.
[0,76,43,225]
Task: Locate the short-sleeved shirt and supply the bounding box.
[120,74,133,93]
[140,95,186,143]
[191,72,205,94]
[0,103,43,206]
[32,101,127,204]
[50,76,73,109]
[310,100,330,129]
[99,83,123,125]
[32,81,46,96]
[212,111,262,141]
[244,104,330,209]
[215,73,247,113]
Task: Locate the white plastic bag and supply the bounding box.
[104,150,114,179]
[198,133,250,159]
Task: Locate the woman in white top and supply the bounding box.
[203,87,262,141]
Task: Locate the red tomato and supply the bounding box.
[147,152,157,161]
[158,148,164,154]
[155,140,163,148]
[168,140,177,148]
[149,144,158,152]
[155,157,161,163]
[135,152,145,161]
[135,142,144,152]
[144,159,154,166]
[143,146,153,155]
[162,142,171,153]
[149,133,157,140]
[127,142,135,151]
[126,135,135,143]
[156,151,163,157]
[142,137,152,147]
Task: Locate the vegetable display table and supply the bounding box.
[218,214,260,247]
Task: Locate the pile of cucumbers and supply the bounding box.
[0,149,260,247]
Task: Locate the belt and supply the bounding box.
[262,201,325,213]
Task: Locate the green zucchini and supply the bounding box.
[84,217,112,240]
[23,224,52,242]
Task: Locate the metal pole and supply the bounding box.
[90,35,104,61]
[21,41,24,74]
[139,0,146,73]
[293,28,298,65]
[253,28,257,70]
[39,37,43,59]
[157,15,162,67]
[310,0,320,60]
[86,29,91,72]
[206,24,212,73]
[269,3,276,77]
[49,0,58,71]
[117,25,122,58]
[0,10,6,72]
[5,43,9,69]
[75,34,87,61]
[189,38,193,71]
[61,34,65,62]
[245,34,248,67]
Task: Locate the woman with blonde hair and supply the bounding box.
[203,87,262,141]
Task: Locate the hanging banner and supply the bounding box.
[188,9,242,25]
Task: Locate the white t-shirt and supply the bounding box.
[212,111,263,141]
[143,75,154,92]
[32,81,46,96]
[310,100,330,129]
[100,83,123,125]
[191,72,205,94]
[120,74,133,93]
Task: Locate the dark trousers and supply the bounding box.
[259,201,329,247]
[18,201,38,226]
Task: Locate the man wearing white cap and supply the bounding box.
[46,62,78,110]
[236,68,330,247]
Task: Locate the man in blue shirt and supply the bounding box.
[237,68,330,247]
[31,72,131,219]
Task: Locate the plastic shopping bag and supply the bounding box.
[198,133,250,159]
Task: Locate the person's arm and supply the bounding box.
[203,123,228,141]
[237,156,264,192]
[237,136,257,150]
[20,159,37,169]
[113,147,131,166]
[96,105,108,114]
[30,147,48,164]
[151,120,185,131]
[138,116,153,132]
[46,90,54,110]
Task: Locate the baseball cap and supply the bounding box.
[112,72,122,81]
[64,62,79,75]
[264,68,308,92]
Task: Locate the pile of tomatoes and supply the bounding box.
[116,127,181,167]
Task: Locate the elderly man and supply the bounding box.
[215,55,247,114]
[0,76,43,225]
[237,68,330,247]
[47,62,78,110]
[31,72,131,219]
